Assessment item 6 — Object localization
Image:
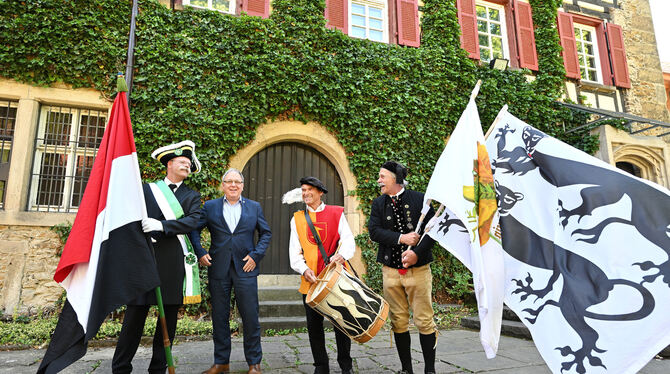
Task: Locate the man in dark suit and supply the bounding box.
[112,140,202,374]
[368,161,437,374]
[191,168,271,374]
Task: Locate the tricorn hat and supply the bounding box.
[300,176,328,193]
[151,140,201,173]
[381,160,407,185]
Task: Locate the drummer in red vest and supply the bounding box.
[288,176,355,374]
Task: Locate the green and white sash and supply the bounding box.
[149,181,201,304]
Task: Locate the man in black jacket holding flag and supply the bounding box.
[112,140,202,374]
[368,161,437,374]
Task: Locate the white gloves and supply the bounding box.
[142,218,163,233]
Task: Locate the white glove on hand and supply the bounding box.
[142,218,163,233]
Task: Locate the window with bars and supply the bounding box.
[28,105,107,212]
[574,23,602,84]
[0,100,17,210]
[349,0,388,43]
[476,1,509,63]
[183,0,236,14]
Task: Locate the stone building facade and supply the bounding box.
[0,0,668,313]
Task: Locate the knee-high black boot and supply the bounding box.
[394,331,413,374]
[419,332,436,374]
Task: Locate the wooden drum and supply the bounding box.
[306,262,389,343]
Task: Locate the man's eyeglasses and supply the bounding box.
[223,180,244,185]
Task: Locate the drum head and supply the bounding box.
[306,262,342,306]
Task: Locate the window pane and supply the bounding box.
[36,152,68,207]
[490,22,501,36]
[78,111,106,149]
[369,18,382,30]
[191,0,207,7]
[478,20,487,32]
[351,26,366,38]
[479,33,489,47]
[351,3,365,14]
[476,5,486,18]
[0,106,16,140]
[586,44,594,56]
[212,0,230,12]
[489,8,500,21]
[574,27,580,39]
[71,155,95,207]
[583,30,592,42]
[580,68,587,79]
[369,29,383,41]
[576,41,583,53]
[44,109,73,146]
[481,48,491,62]
[352,14,366,27]
[369,7,382,18]
[588,69,597,81]
[492,37,503,55]
[587,57,596,68]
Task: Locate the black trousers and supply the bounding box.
[112,304,180,374]
[303,295,352,373]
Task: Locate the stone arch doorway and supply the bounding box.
[242,142,344,274]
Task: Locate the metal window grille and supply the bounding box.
[28,105,107,212]
[0,100,18,210]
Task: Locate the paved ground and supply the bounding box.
[1,329,668,373]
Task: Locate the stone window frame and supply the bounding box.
[27,104,107,213]
[0,100,18,210]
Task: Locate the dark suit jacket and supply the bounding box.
[368,189,436,268]
[131,182,201,305]
[190,197,272,279]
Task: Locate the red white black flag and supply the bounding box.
[38,81,160,373]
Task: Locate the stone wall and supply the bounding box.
[0,226,62,315]
[611,0,670,134]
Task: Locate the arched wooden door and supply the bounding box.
[242,142,344,274]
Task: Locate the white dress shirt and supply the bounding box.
[289,202,356,276]
[223,196,242,232]
[163,177,183,191]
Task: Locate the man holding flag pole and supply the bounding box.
[37,75,162,373]
[112,139,203,374]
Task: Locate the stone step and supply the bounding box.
[257,286,302,302]
[460,316,531,340]
[259,300,304,318]
[503,305,521,321]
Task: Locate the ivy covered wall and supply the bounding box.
[1,0,593,297]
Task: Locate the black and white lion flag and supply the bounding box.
[486,107,670,374]
[424,91,505,358]
[38,77,160,373]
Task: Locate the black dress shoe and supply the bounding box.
[341,369,354,374]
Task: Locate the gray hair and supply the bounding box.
[222,168,244,183]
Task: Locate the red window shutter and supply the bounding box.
[606,23,631,88]
[457,0,479,59]
[241,0,269,18]
[396,0,420,47]
[514,0,538,70]
[557,11,580,79]
[325,0,348,34]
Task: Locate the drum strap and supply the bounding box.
[304,209,330,265]
[304,210,362,279]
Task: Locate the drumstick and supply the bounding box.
[405,200,432,252]
[412,204,445,249]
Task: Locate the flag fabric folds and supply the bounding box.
[486,110,670,374]
[38,82,160,373]
[424,94,505,358]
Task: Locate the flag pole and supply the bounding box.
[154,286,176,374]
[405,80,482,256]
[484,104,508,140]
[121,72,176,373]
[125,0,139,107]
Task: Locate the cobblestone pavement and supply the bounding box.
[1,329,668,373]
